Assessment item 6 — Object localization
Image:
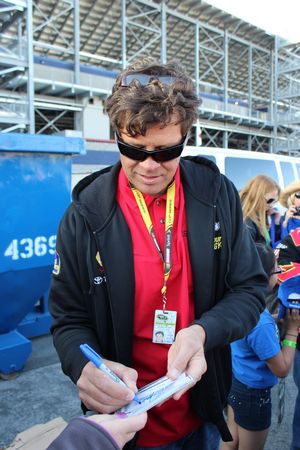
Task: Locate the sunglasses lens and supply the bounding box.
[121,72,174,87]
[152,145,184,162]
[117,142,147,161]
[116,133,186,162]
[295,193,300,198]
[122,73,152,86]
[266,198,276,204]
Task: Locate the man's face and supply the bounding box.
[119,122,183,197]
[155,332,164,343]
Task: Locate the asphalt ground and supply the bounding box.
[0,334,297,449]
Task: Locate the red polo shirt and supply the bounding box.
[116,167,201,447]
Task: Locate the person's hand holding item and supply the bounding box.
[284,307,300,335]
[77,360,139,413]
[166,324,207,400]
[283,205,298,227]
[87,412,148,448]
[47,412,147,449]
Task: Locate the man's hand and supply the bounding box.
[77,360,139,413]
[166,325,207,400]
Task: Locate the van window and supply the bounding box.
[296,163,300,179]
[198,154,216,164]
[225,157,278,191]
[280,161,296,187]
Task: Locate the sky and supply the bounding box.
[205,0,300,44]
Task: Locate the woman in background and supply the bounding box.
[240,175,281,247]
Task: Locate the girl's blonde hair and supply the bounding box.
[288,193,297,207]
[240,175,280,240]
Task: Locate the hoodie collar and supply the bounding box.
[71,156,221,232]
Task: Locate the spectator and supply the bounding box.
[277,228,300,450]
[279,181,300,240]
[48,58,267,450]
[277,227,300,265]
[221,243,300,450]
[240,175,281,247]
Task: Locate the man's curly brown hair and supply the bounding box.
[104,57,200,137]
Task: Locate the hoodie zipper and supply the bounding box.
[92,230,120,362]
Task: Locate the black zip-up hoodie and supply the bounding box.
[49,156,268,444]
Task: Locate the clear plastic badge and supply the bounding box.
[152,309,177,344]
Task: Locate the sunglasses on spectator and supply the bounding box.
[120,72,175,87]
[271,267,282,275]
[115,132,187,162]
[295,192,300,199]
[265,197,278,205]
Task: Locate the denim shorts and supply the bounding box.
[227,375,272,431]
[136,422,220,450]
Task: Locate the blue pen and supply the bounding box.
[80,343,140,404]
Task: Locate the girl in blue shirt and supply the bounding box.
[221,244,300,450]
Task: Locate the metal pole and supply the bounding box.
[121,0,127,69]
[74,0,80,85]
[195,21,200,147]
[273,39,278,154]
[248,46,252,119]
[160,2,167,64]
[223,31,228,116]
[27,0,35,133]
[223,130,228,149]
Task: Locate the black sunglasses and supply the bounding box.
[295,193,300,199]
[266,197,278,205]
[121,72,175,87]
[115,132,187,162]
[271,268,282,275]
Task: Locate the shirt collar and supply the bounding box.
[118,166,181,211]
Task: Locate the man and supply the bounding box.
[277,228,300,450]
[49,58,267,449]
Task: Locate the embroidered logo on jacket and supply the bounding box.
[94,276,106,285]
[53,251,60,275]
[214,222,222,250]
[94,251,106,284]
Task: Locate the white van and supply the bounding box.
[72,142,300,191]
[183,146,300,191]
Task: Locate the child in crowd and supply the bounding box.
[277,228,300,450]
[221,243,300,450]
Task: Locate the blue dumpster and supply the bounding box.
[0,133,85,374]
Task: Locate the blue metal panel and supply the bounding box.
[0,134,85,373]
[34,55,118,79]
[0,132,86,154]
[0,152,72,332]
[0,331,31,374]
[72,149,119,166]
